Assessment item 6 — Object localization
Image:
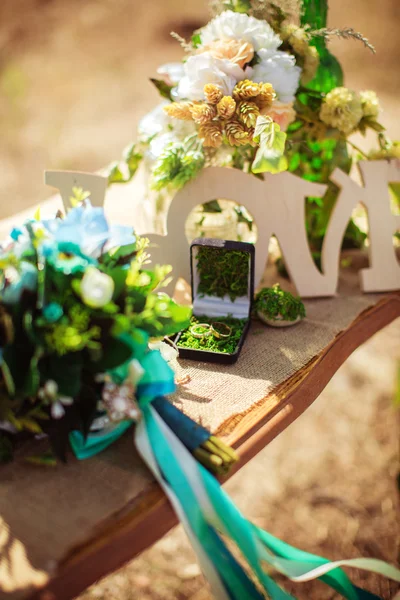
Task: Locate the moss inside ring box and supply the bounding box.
[175,238,255,364]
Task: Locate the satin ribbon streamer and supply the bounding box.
[71,346,400,599]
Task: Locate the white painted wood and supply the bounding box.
[145,162,400,297]
[44,171,107,209]
[40,163,400,297]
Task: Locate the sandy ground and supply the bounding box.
[0,1,399,598]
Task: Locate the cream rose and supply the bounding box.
[265,101,296,131]
[80,267,114,308]
[198,39,254,69]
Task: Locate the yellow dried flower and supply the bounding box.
[164,102,193,121]
[237,101,260,128]
[320,87,363,135]
[199,121,223,148]
[254,83,275,111]
[301,46,320,85]
[225,120,252,147]
[204,84,224,105]
[233,79,260,101]
[281,24,309,55]
[190,103,217,125]
[217,96,237,120]
[360,90,380,119]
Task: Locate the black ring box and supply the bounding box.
[175,237,255,364]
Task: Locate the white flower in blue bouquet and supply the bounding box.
[252,49,301,103]
[80,267,115,308]
[198,10,282,52]
[2,262,38,304]
[177,53,246,101]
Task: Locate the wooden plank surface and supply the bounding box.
[23,291,400,600]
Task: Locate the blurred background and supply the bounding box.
[0,0,399,598]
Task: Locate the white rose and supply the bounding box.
[199,10,282,52]
[252,49,301,104]
[139,102,196,160]
[176,53,245,101]
[80,267,114,308]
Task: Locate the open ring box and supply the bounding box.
[175,238,255,364]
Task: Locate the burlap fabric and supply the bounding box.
[0,256,394,598]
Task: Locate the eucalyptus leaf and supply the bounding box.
[150,78,174,101]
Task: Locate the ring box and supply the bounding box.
[175,238,255,364]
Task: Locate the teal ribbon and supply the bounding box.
[70,421,132,459]
[68,339,400,599]
[136,403,400,600]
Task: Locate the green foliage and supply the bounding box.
[252,117,288,174]
[196,247,249,301]
[151,136,205,192]
[106,142,144,185]
[177,315,247,355]
[150,78,174,101]
[254,284,306,322]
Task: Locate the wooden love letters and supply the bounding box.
[45,160,400,298]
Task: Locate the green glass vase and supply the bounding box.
[285,0,365,257]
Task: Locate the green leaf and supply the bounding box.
[252,117,288,175]
[89,336,134,372]
[150,78,173,101]
[203,200,222,213]
[41,353,83,397]
[0,433,13,463]
[191,33,202,48]
[107,266,128,299]
[25,451,57,467]
[223,0,251,12]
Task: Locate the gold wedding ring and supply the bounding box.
[190,323,212,339]
[210,322,232,339]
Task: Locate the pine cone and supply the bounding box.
[232,79,260,101]
[225,120,252,147]
[199,122,223,148]
[254,83,275,111]
[190,103,217,125]
[163,102,193,121]
[217,96,236,120]
[237,101,260,128]
[204,84,223,105]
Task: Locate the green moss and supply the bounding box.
[254,284,306,322]
[177,315,247,355]
[196,247,249,301]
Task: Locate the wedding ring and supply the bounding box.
[190,323,212,339]
[211,322,232,339]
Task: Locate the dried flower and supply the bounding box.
[204,83,224,105]
[301,46,320,85]
[360,90,380,119]
[217,96,237,120]
[255,83,275,111]
[225,119,252,146]
[237,101,260,128]
[320,87,363,135]
[190,103,217,124]
[163,102,194,121]
[199,121,223,147]
[233,79,260,101]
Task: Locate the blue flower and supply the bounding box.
[42,241,97,275]
[43,302,64,323]
[107,224,136,252]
